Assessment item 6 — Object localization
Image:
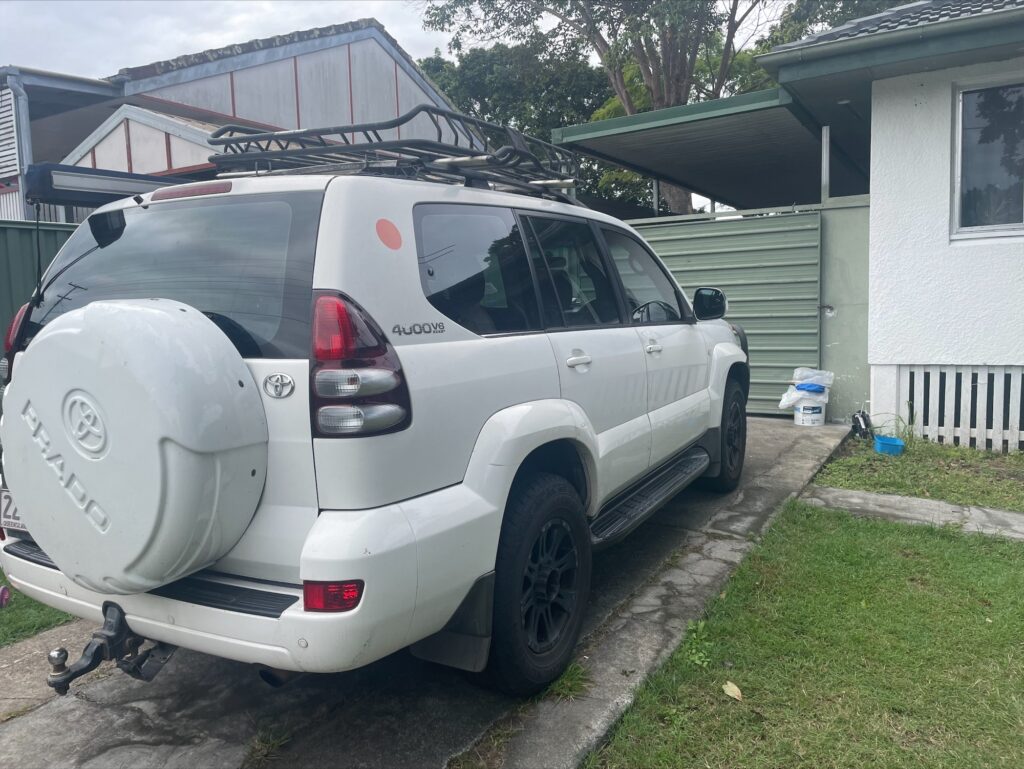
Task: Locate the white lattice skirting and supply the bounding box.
[897,365,1023,453]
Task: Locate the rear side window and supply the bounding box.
[525,216,620,327]
[601,228,684,324]
[415,204,540,335]
[26,192,322,358]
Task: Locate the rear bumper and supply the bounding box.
[0,505,424,673]
[1,464,504,675]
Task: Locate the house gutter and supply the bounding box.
[758,7,1024,73]
[2,71,35,219]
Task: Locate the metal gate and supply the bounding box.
[1,219,75,330]
[631,211,821,415]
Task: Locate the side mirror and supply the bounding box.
[693,287,727,321]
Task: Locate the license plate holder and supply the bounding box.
[1,488,26,532]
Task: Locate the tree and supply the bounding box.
[423,0,778,213]
[419,39,610,139]
[756,0,898,50]
[419,41,655,210]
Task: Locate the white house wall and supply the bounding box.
[296,46,350,130]
[168,134,210,169]
[869,55,1024,440]
[149,75,233,115]
[142,37,442,138]
[869,54,1024,368]
[92,124,128,172]
[129,120,167,174]
[233,58,297,129]
[0,88,19,180]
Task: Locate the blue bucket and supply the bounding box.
[874,435,905,456]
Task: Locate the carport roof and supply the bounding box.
[551,88,854,210]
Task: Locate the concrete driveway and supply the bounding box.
[0,417,847,769]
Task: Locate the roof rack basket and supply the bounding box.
[208,105,581,204]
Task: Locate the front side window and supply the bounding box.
[415,204,540,335]
[601,229,683,324]
[959,82,1024,231]
[525,216,620,327]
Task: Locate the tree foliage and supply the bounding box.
[418,41,654,209]
[418,38,610,139]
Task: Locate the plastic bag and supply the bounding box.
[792,367,834,387]
[779,385,829,410]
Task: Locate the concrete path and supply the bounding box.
[0,418,847,769]
[802,485,1024,540]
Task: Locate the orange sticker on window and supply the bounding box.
[376,219,402,250]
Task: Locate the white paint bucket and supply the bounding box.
[793,400,825,426]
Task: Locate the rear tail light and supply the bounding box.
[4,302,29,353]
[309,291,411,438]
[303,580,364,612]
[3,301,29,385]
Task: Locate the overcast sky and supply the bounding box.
[1,1,451,79]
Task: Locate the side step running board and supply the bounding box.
[590,447,710,548]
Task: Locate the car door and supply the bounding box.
[599,226,710,467]
[521,213,650,503]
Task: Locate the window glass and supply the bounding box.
[960,83,1024,228]
[525,216,620,327]
[26,192,322,358]
[601,229,682,324]
[415,204,540,335]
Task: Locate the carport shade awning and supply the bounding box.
[551,88,859,210]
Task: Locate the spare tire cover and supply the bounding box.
[0,299,268,594]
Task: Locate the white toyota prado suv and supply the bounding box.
[0,108,748,696]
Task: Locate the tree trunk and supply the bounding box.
[660,182,693,214]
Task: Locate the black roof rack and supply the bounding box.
[208,105,582,205]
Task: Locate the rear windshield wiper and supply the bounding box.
[36,209,127,305]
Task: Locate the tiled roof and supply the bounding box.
[113,18,392,80]
[773,0,1024,51]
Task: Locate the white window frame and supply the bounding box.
[952,75,1024,240]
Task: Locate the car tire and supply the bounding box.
[701,379,747,493]
[484,472,592,697]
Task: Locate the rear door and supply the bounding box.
[521,213,649,503]
[20,190,325,583]
[599,227,710,467]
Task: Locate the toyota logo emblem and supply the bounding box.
[63,390,108,458]
[263,373,295,399]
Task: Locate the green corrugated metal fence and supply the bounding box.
[1,219,76,331]
[632,212,821,415]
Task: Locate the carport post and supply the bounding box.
[820,124,830,202]
[651,178,660,216]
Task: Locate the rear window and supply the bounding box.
[24,191,322,359]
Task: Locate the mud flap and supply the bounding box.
[409,572,494,673]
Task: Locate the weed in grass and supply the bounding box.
[816,437,1024,512]
[544,659,591,702]
[243,725,291,769]
[681,620,712,669]
[0,572,73,647]
[590,500,1024,769]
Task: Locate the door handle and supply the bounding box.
[645,343,663,354]
[566,354,592,368]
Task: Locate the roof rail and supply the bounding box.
[207,105,582,204]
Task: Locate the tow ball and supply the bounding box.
[46,602,177,695]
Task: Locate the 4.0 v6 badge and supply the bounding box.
[392,322,445,336]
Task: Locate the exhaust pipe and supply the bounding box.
[257,666,307,688]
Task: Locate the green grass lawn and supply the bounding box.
[816,438,1024,512]
[0,570,72,648]
[587,502,1024,769]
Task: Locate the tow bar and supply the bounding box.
[46,602,177,695]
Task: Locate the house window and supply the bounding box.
[958,82,1024,233]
